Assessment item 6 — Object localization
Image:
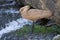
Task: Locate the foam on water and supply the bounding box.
[0,8,19,13]
[53,35,60,40]
[0,18,33,38]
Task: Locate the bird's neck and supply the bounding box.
[21,11,28,17]
[21,9,29,15]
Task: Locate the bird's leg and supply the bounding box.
[30,22,35,39]
[31,22,34,34]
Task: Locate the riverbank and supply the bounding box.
[0,24,60,40]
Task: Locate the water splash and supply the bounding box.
[0,18,32,38]
[0,8,19,13]
[53,35,60,40]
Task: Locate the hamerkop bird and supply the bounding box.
[19,5,52,33]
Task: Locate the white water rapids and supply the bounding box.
[0,18,33,38]
[0,0,33,39]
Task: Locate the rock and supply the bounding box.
[53,35,60,40]
[17,0,60,25]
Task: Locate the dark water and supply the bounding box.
[0,0,21,30]
[0,0,21,40]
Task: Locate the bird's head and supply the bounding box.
[19,5,30,13]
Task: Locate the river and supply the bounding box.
[0,0,33,40]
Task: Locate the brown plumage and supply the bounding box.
[19,5,52,22]
[19,5,53,33]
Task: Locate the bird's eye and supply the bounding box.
[20,8,24,12]
[21,9,23,11]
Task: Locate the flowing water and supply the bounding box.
[0,0,33,39]
[0,0,57,40]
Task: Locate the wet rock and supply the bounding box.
[0,31,56,40]
[53,35,60,40]
[17,0,60,25]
